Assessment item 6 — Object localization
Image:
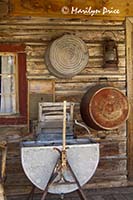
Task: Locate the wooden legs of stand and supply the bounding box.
[26,186,36,200]
[27,158,87,200]
[67,162,87,200]
[27,158,60,200]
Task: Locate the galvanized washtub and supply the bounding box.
[45,34,89,78]
[21,139,99,194]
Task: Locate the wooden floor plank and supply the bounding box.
[91,195,105,200]
[123,193,133,200]
[6,187,133,200]
[113,194,127,200]
[102,194,116,200]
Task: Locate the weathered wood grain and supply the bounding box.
[0,16,130,195]
[126,18,133,181]
[5,186,133,200]
[0,0,8,18]
[9,0,133,20]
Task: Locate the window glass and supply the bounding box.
[0,54,17,114]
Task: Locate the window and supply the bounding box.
[0,44,27,125]
[0,54,18,114]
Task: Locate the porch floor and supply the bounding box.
[6,186,133,200]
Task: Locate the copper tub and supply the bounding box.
[80,85,129,130]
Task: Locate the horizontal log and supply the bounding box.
[0,22,125,41]
[0,24,123,31]
[26,69,126,78]
[0,25,125,33]
[0,17,124,25]
[74,122,127,140]
[5,175,128,195]
[0,20,125,30]
[27,63,126,73]
[26,74,126,82]
[55,89,126,96]
[0,33,125,44]
[100,141,126,157]
[55,82,126,91]
[85,175,127,189]
[26,40,125,46]
[25,44,125,59]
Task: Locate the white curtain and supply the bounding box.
[0,56,15,113]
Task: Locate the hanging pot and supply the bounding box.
[80,85,129,130]
[45,34,89,78]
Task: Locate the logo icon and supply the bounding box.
[61,6,70,14]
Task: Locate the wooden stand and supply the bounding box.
[27,149,87,200]
[27,101,87,200]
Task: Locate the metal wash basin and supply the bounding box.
[21,139,99,194]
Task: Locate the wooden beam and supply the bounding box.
[9,0,133,20]
[126,17,133,181]
[0,0,8,18]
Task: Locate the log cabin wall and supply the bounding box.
[0,17,129,196]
